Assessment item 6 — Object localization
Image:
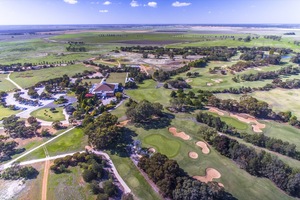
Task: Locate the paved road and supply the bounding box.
[1,127,76,170]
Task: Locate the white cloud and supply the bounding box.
[99,9,109,12]
[130,0,140,7]
[64,0,78,4]
[103,1,111,5]
[172,1,191,7]
[148,2,157,8]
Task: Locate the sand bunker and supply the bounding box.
[211,79,223,83]
[185,79,193,83]
[117,120,130,127]
[230,114,266,133]
[218,183,225,187]
[193,168,221,183]
[168,127,191,140]
[196,141,210,154]
[207,83,213,86]
[208,107,225,116]
[188,151,199,159]
[149,148,156,153]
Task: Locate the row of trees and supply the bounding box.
[0,164,38,180]
[196,112,300,160]
[198,126,300,198]
[234,65,300,82]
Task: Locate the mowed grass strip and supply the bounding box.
[110,154,162,200]
[10,64,94,88]
[20,128,87,161]
[205,111,249,130]
[31,107,65,122]
[0,74,16,92]
[143,134,181,158]
[0,106,21,120]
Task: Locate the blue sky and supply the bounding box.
[0,0,299,25]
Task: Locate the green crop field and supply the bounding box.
[10,64,94,88]
[30,107,65,122]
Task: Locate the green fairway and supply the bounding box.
[106,72,127,84]
[0,74,16,92]
[10,64,94,88]
[144,134,181,158]
[30,107,65,122]
[110,154,162,200]
[203,111,249,130]
[20,128,87,161]
[0,106,21,120]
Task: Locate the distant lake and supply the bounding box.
[281,55,292,59]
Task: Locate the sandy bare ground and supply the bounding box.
[208,107,225,116]
[185,79,193,83]
[0,179,26,200]
[140,65,150,75]
[193,168,221,183]
[188,151,198,159]
[168,127,191,140]
[207,83,213,86]
[229,113,266,133]
[41,160,50,200]
[196,141,210,154]
[218,183,225,187]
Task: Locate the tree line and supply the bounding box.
[198,125,300,198]
[196,112,300,160]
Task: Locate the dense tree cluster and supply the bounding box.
[2,115,41,138]
[84,112,123,150]
[0,135,23,162]
[198,126,300,198]
[168,89,204,112]
[125,100,163,123]
[0,164,38,180]
[290,54,300,64]
[153,65,191,82]
[138,153,235,199]
[208,95,273,118]
[167,77,191,89]
[51,152,119,199]
[66,44,87,52]
[264,35,282,41]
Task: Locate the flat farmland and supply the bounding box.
[10,64,94,88]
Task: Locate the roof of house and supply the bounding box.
[93,83,116,92]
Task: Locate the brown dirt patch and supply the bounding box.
[185,79,193,83]
[168,127,190,140]
[188,151,198,159]
[208,107,225,116]
[229,113,266,133]
[193,168,221,183]
[196,141,210,154]
[41,160,50,200]
[37,126,57,135]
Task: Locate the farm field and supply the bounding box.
[30,107,65,122]
[0,74,16,92]
[10,64,94,88]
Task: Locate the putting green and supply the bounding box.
[143,134,181,158]
[128,177,140,188]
